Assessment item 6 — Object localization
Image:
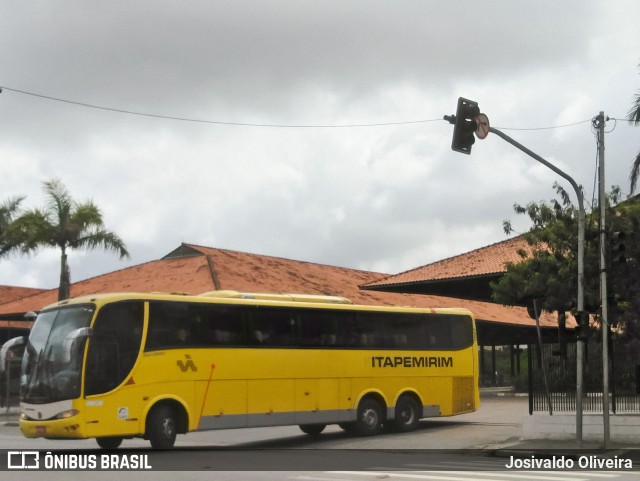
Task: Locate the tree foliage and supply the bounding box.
[492,184,640,338]
[9,179,130,300]
[0,196,25,258]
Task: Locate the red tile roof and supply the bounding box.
[0,285,46,305]
[363,236,534,289]
[0,286,46,329]
[0,242,560,329]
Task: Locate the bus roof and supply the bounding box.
[41,290,474,317]
[198,290,353,304]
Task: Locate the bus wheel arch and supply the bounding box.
[144,399,189,449]
[354,392,386,436]
[392,391,422,432]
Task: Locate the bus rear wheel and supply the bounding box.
[299,423,326,435]
[96,436,123,449]
[392,395,421,432]
[355,398,384,436]
[147,405,178,449]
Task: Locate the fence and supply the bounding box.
[529,337,640,413]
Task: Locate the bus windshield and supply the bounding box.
[21,305,95,404]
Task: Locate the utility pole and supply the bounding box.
[596,111,610,447]
[444,98,587,442]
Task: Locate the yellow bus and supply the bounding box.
[4,290,479,449]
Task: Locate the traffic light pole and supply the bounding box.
[488,126,587,443]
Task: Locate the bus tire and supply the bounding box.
[392,395,421,432]
[338,422,356,433]
[147,405,178,449]
[96,436,123,449]
[355,398,384,436]
[299,423,326,435]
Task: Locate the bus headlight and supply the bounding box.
[53,409,79,420]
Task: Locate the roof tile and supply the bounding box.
[364,236,533,288]
[0,242,560,328]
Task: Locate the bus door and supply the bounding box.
[83,301,145,438]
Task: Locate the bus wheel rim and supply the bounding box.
[363,408,378,427]
[399,406,414,424]
[162,418,176,438]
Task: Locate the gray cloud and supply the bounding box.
[0,0,638,289]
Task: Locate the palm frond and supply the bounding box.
[8,208,57,252]
[0,195,25,232]
[43,178,73,225]
[76,230,130,259]
[628,90,640,125]
[631,149,640,195]
[70,202,105,229]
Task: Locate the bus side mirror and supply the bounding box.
[0,336,26,372]
[62,327,93,363]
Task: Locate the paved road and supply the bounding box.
[4,397,639,480]
[0,396,528,451]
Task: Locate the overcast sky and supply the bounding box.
[1,0,638,290]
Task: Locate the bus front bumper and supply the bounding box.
[20,415,88,439]
[19,402,89,439]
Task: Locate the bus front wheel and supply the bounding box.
[338,422,356,433]
[96,436,123,449]
[299,423,326,435]
[147,405,178,449]
[355,398,384,436]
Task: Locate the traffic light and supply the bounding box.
[611,231,626,264]
[446,97,480,155]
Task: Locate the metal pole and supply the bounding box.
[533,299,553,415]
[489,127,586,442]
[5,358,10,415]
[597,111,610,447]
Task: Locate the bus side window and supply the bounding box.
[249,307,294,347]
[424,315,473,350]
[198,304,249,347]
[146,301,198,350]
[213,329,231,344]
[393,334,408,347]
[337,311,359,347]
[298,310,330,347]
[251,329,269,345]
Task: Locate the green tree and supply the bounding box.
[0,195,25,258]
[11,179,129,300]
[492,184,640,337]
[494,183,594,311]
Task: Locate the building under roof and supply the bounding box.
[0,242,562,347]
[361,236,535,302]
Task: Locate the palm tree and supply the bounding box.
[0,195,25,257]
[12,179,129,300]
[628,67,640,194]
